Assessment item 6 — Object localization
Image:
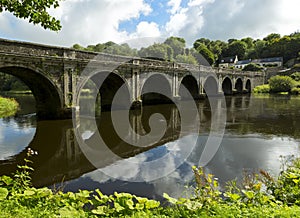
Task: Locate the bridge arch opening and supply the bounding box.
[89,72,131,111]
[141,74,172,104]
[222,77,233,95]
[0,66,63,119]
[245,79,251,93]
[235,78,243,94]
[179,75,199,100]
[204,76,218,96]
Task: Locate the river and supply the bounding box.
[0,94,299,200]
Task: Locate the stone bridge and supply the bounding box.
[0,38,265,119]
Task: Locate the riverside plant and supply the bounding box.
[0,150,300,217]
[0,96,19,118]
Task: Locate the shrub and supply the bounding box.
[243,63,264,71]
[290,72,300,81]
[253,84,270,93]
[268,75,296,93]
[291,87,300,95]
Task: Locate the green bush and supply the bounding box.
[243,63,264,71]
[290,72,300,81]
[291,87,300,95]
[268,75,296,93]
[253,84,270,93]
[0,96,19,118]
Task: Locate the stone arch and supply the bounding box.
[80,71,131,111]
[245,79,251,93]
[140,73,172,104]
[179,75,199,100]
[222,77,233,95]
[0,65,63,119]
[235,78,243,94]
[203,76,218,96]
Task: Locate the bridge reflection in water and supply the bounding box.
[0,95,299,200]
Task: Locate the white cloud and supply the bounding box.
[167,0,182,14]
[0,0,153,46]
[131,21,161,38]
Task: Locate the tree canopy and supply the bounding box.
[0,0,61,31]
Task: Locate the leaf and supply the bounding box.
[24,189,35,196]
[163,193,177,204]
[0,175,13,185]
[145,199,160,209]
[0,188,8,200]
[114,202,125,212]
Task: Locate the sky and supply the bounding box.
[0,0,300,48]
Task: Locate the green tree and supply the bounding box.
[263,33,281,44]
[138,43,173,60]
[269,75,295,93]
[175,54,197,64]
[222,40,247,60]
[0,0,62,31]
[195,43,215,65]
[164,37,185,57]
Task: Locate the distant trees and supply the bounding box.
[71,31,300,67]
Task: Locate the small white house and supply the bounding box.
[235,57,283,69]
[219,55,238,68]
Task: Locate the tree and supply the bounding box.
[0,0,62,31]
[195,43,215,65]
[263,33,281,44]
[175,54,197,65]
[164,37,185,57]
[269,75,295,93]
[138,43,173,60]
[222,40,247,60]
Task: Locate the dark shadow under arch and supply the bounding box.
[179,75,199,100]
[141,74,172,104]
[235,78,243,94]
[246,79,251,93]
[222,77,233,95]
[0,66,63,119]
[204,76,218,96]
[90,72,130,111]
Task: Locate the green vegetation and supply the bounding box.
[269,75,296,93]
[243,63,264,71]
[253,84,270,93]
[0,0,61,31]
[0,72,29,92]
[0,96,19,118]
[1,150,300,217]
[72,31,300,68]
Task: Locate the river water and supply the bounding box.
[0,94,299,200]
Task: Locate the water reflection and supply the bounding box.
[0,95,299,200]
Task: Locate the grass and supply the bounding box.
[0,96,19,118]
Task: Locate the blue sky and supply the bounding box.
[0,0,299,48]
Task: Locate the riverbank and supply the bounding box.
[0,96,19,118]
[0,151,300,217]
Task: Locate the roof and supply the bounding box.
[252,57,283,63]
[219,56,237,64]
[236,59,251,65]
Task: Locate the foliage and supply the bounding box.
[291,87,300,95]
[0,72,29,91]
[0,0,61,31]
[253,84,270,93]
[2,152,300,217]
[194,43,215,65]
[138,43,173,61]
[0,96,19,118]
[175,54,198,64]
[269,75,296,93]
[222,40,248,60]
[290,72,300,81]
[243,63,264,71]
[164,36,186,57]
